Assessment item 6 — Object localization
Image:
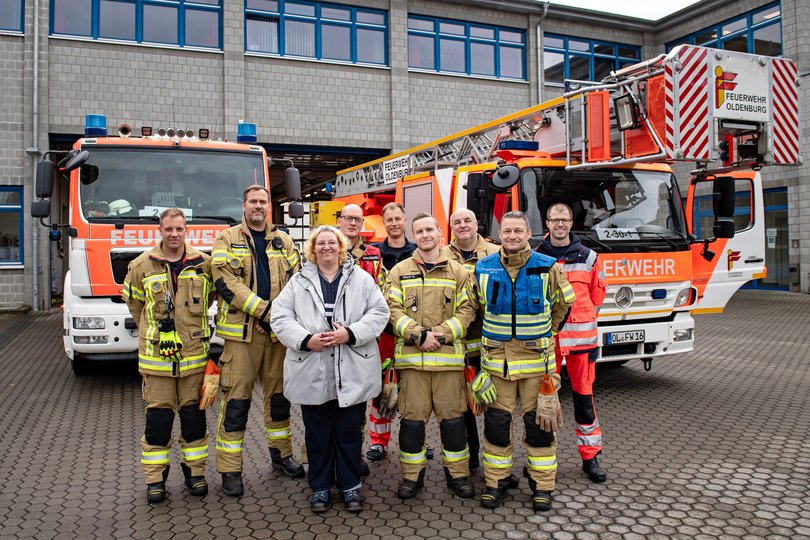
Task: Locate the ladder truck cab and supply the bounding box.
[332,45,801,369]
[31,115,303,375]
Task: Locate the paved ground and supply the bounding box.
[0,290,808,539]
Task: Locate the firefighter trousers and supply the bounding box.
[398,369,469,481]
[564,351,603,460]
[140,373,207,484]
[215,331,293,473]
[482,374,559,492]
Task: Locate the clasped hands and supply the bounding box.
[306,322,350,352]
[417,330,443,352]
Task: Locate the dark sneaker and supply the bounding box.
[343,489,364,512]
[310,490,330,513]
[531,490,553,512]
[366,444,386,462]
[146,481,166,503]
[582,456,607,483]
[269,448,305,478]
[221,472,244,497]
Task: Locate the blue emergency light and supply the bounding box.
[498,140,539,151]
[237,122,257,144]
[85,114,108,136]
[650,289,667,300]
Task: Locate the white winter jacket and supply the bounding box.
[271,259,389,407]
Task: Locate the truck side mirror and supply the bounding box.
[285,166,301,201]
[489,165,519,193]
[465,172,487,234]
[288,202,305,219]
[36,160,55,198]
[712,176,736,239]
[31,200,51,218]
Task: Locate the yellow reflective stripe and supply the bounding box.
[139,356,174,371]
[182,445,209,460]
[446,316,462,340]
[242,293,263,316]
[400,449,427,465]
[141,450,170,464]
[389,287,404,305]
[561,282,575,303]
[216,437,244,453]
[527,455,557,471]
[454,289,469,309]
[423,278,456,287]
[442,447,470,463]
[482,452,512,468]
[394,316,414,338]
[265,428,291,440]
[285,250,300,267]
[477,274,489,304]
[179,356,208,372]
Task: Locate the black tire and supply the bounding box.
[71,356,91,376]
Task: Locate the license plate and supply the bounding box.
[604,330,645,345]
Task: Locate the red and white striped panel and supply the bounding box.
[664,63,676,159]
[771,58,800,165]
[675,47,711,161]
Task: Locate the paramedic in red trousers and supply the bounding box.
[123,208,215,503]
[536,203,608,483]
[337,204,386,472]
[211,185,304,497]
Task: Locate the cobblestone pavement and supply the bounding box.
[0,290,808,539]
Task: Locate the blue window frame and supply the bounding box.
[543,33,640,86]
[407,15,526,80]
[666,2,781,57]
[245,1,388,66]
[50,0,223,49]
[0,0,24,32]
[0,187,23,266]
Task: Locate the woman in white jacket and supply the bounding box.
[271,225,389,513]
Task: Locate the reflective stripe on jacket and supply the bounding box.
[384,251,477,371]
[350,241,386,289]
[123,242,215,376]
[212,218,301,343]
[537,234,606,355]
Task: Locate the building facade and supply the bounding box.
[1,0,807,309]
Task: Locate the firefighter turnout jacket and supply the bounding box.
[123,242,215,376]
[442,234,500,358]
[475,246,575,379]
[350,240,386,288]
[385,251,477,371]
[211,218,300,342]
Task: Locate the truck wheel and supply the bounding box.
[71,356,90,376]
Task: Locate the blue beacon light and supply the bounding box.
[85,114,108,136]
[237,122,257,144]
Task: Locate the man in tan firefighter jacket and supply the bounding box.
[212,184,303,497]
[123,208,216,503]
[441,208,500,470]
[474,211,575,512]
[385,212,477,500]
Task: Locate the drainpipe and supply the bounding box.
[31,0,41,310]
[536,1,550,104]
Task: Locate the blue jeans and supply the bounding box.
[301,400,366,492]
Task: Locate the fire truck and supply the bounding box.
[330,45,801,369]
[31,116,302,375]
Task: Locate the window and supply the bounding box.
[245,1,388,66]
[0,0,24,32]
[50,0,223,50]
[407,15,526,80]
[0,187,23,266]
[666,2,781,56]
[543,33,640,85]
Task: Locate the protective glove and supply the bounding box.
[465,364,484,415]
[536,373,563,432]
[158,324,183,361]
[199,359,220,410]
[377,368,399,418]
[380,356,393,373]
[471,370,497,405]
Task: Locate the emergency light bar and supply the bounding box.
[237,122,258,144]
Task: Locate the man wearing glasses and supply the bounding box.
[536,203,608,483]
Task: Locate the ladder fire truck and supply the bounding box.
[31,116,303,375]
[330,45,801,368]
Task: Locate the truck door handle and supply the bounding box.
[744,257,764,264]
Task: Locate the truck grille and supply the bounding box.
[111,252,141,284]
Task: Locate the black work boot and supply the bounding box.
[480,473,519,509]
[181,463,208,497]
[523,466,553,512]
[221,472,244,497]
[444,467,475,499]
[582,455,607,483]
[397,469,425,499]
[146,466,170,503]
[269,448,305,478]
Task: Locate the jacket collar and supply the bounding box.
[449,234,489,257]
[239,216,275,239]
[499,245,532,269]
[148,242,204,268]
[412,249,449,270]
[538,233,582,261]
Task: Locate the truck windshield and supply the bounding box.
[78,147,265,223]
[521,167,689,252]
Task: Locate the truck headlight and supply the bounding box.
[73,316,106,329]
[673,329,693,342]
[674,288,692,307]
[74,335,109,344]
